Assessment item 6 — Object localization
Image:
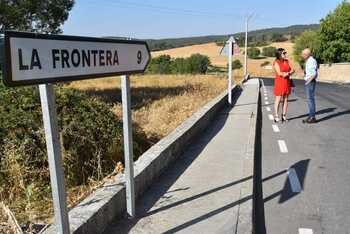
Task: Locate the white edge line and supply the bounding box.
[272,124,280,132]
[278,140,288,153]
[298,228,313,234]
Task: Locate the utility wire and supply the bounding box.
[84,0,244,18]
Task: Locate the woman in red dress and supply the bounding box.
[273,48,295,123]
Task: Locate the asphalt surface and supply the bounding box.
[255,78,350,234]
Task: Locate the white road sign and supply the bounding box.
[220,36,240,56]
[3,31,151,86]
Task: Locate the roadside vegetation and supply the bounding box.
[293,1,350,66]
[0,73,227,225]
[147,54,211,74]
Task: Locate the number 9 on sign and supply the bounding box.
[137,51,142,64]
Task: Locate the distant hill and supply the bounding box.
[144,24,320,51]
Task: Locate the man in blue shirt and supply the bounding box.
[302,48,318,123]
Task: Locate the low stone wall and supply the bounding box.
[318,63,350,83]
[44,85,239,234]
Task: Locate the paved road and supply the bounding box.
[256,78,350,234]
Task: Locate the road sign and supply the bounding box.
[3,31,151,87]
[220,36,240,56]
[2,31,151,233]
[233,44,240,56]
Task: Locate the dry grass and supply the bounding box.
[68,74,233,140]
[152,41,304,78]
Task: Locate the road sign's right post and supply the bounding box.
[228,40,233,105]
[121,74,136,217]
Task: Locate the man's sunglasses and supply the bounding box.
[282,51,287,55]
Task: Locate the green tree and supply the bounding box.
[187,54,211,74]
[318,0,350,63]
[247,47,261,59]
[230,59,242,70]
[172,58,189,74]
[293,31,322,68]
[147,55,172,74]
[0,0,75,33]
[262,46,277,57]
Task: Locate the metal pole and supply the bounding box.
[228,40,233,105]
[244,13,254,77]
[39,84,70,234]
[244,18,249,77]
[121,75,136,217]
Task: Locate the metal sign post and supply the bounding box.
[39,84,70,234]
[121,74,136,217]
[244,13,254,76]
[228,40,233,105]
[220,36,236,105]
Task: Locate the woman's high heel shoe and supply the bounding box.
[282,114,288,123]
[274,115,280,123]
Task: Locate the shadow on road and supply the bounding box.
[317,109,350,122]
[278,159,310,203]
[262,159,310,204]
[288,107,337,121]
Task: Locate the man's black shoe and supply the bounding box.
[304,117,317,124]
[302,117,310,123]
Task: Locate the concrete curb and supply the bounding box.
[44,85,239,234]
[235,79,260,234]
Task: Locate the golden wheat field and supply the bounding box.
[152,41,304,78]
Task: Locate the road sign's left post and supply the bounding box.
[121,75,136,217]
[39,84,70,234]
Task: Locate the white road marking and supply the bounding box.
[272,124,280,132]
[298,228,313,234]
[265,97,268,100]
[268,114,274,120]
[266,107,271,112]
[278,140,288,153]
[265,101,269,105]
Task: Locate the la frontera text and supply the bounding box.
[18,48,120,70]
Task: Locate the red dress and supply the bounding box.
[273,59,291,96]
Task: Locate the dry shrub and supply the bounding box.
[0,82,150,223]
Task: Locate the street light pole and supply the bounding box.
[244,13,254,77]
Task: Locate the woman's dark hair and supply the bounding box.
[275,48,285,60]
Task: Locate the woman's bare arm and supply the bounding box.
[274,62,288,77]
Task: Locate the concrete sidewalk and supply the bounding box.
[104,79,260,234]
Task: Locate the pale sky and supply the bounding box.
[62,0,343,39]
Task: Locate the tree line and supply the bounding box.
[147,54,211,74]
[293,1,350,66]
